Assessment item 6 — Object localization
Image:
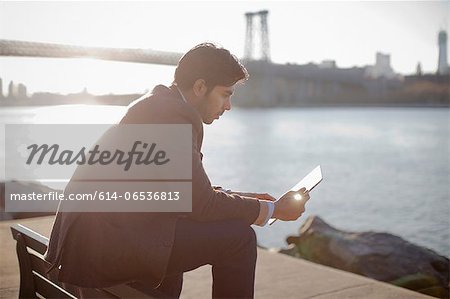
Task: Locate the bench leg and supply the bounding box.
[16,233,37,298]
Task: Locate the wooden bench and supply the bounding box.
[10,224,155,298]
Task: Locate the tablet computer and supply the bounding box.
[268,165,323,225]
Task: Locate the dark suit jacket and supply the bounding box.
[44,85,260,288]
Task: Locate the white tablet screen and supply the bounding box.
[290,165,322,192]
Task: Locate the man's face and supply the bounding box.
[199,85,234,124]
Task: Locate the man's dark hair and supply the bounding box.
[174,43,249,90]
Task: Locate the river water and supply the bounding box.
[1,105,449,257]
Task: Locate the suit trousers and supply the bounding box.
[130,217,258,298]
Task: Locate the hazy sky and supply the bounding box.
[1,1,449,94]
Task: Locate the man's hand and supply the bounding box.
[231,191,276,201]
[272,187,310,221]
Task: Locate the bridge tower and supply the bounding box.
[244,12,255,60]
[244,10,271,61]
[437,30,449,75]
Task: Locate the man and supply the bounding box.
[45,43,310,298]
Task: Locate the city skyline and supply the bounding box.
[0,1,448,94]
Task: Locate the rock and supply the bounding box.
[0,180,58,220]
[284,215,449,298]
[273,244,300,258]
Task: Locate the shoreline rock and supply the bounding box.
[276,215,449,298]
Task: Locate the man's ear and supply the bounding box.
[193,79,208,97]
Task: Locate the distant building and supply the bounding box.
[365,52,397,79]
[8,81,15,99]
[17,83,28,100]
[437,30,449,75]
[6,80,29,100]
[0,78,3,99]
[416,62,422,76]
[319,60,337,69]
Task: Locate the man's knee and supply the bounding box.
[242,222,257,248]
[228,220,257,251]
[214,220,257,280]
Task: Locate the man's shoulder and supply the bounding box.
[127,85,176,111]
[121,85,201,129]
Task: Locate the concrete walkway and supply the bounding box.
[0,216,433,299]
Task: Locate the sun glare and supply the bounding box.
[294,193,302,201]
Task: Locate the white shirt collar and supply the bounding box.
[174,85,187,103]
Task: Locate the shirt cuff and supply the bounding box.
[254,200,275,226]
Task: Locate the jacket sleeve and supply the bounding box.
[188,131,260,225]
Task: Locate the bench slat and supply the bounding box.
[29,252,52,277]
[11,224,48,254]
[33,271,77,299]
[27,241,119,298]
[11,223,155,298]
[28,247,150,298]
